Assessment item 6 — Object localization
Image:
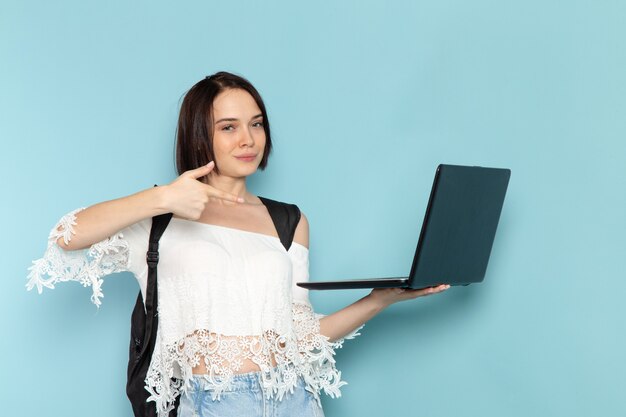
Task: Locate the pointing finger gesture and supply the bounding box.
[162,161,244,220]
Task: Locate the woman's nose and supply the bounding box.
[240,127,255,146]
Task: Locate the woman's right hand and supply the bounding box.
[161,161,244,220]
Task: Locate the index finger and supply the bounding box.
[202,183,245,203]
[186,161,215,180]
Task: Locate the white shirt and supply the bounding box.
[26,207,363,417]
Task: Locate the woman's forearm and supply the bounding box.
[319,294,388,343]
[56,186,169,251]
[55,163,244,252]
[319,287,450,342]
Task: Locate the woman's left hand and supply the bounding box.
[368,284,450,309]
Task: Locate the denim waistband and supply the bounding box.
[179,370,323,417]
[188,367,302,393]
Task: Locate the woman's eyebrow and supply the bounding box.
[215,114,263,124]
[215,117,237,123]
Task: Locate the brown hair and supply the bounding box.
[175,71,272,179]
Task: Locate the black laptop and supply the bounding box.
[297,164,511,290]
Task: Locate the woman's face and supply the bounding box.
[210,88,266,179]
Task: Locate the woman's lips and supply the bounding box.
[235,155,256,162]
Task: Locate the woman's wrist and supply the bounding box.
[145,185,172,215]
[364,291,393,312]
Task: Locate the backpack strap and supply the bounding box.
[143,211,173,355]
[126,186,174,417]
[258,196,301,251]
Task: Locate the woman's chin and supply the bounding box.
[223,167,259,179]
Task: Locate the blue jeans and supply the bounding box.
[177,370,326,417]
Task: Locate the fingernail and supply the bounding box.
[237,197,245,203]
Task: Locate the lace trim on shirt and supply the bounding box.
[25,207,130,307]
[145,302,364,417]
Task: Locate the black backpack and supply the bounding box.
[126,194,302,417]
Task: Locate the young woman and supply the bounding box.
[27,71,449,417]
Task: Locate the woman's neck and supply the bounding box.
[206,173,254,205]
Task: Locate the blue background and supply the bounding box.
[2,1,625,416]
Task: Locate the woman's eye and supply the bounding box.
[252,121,264,128]
[221,125,234,131]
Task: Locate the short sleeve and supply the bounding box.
[288,243,364,401]
[25,207,150,307]
[290,242,312,306]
